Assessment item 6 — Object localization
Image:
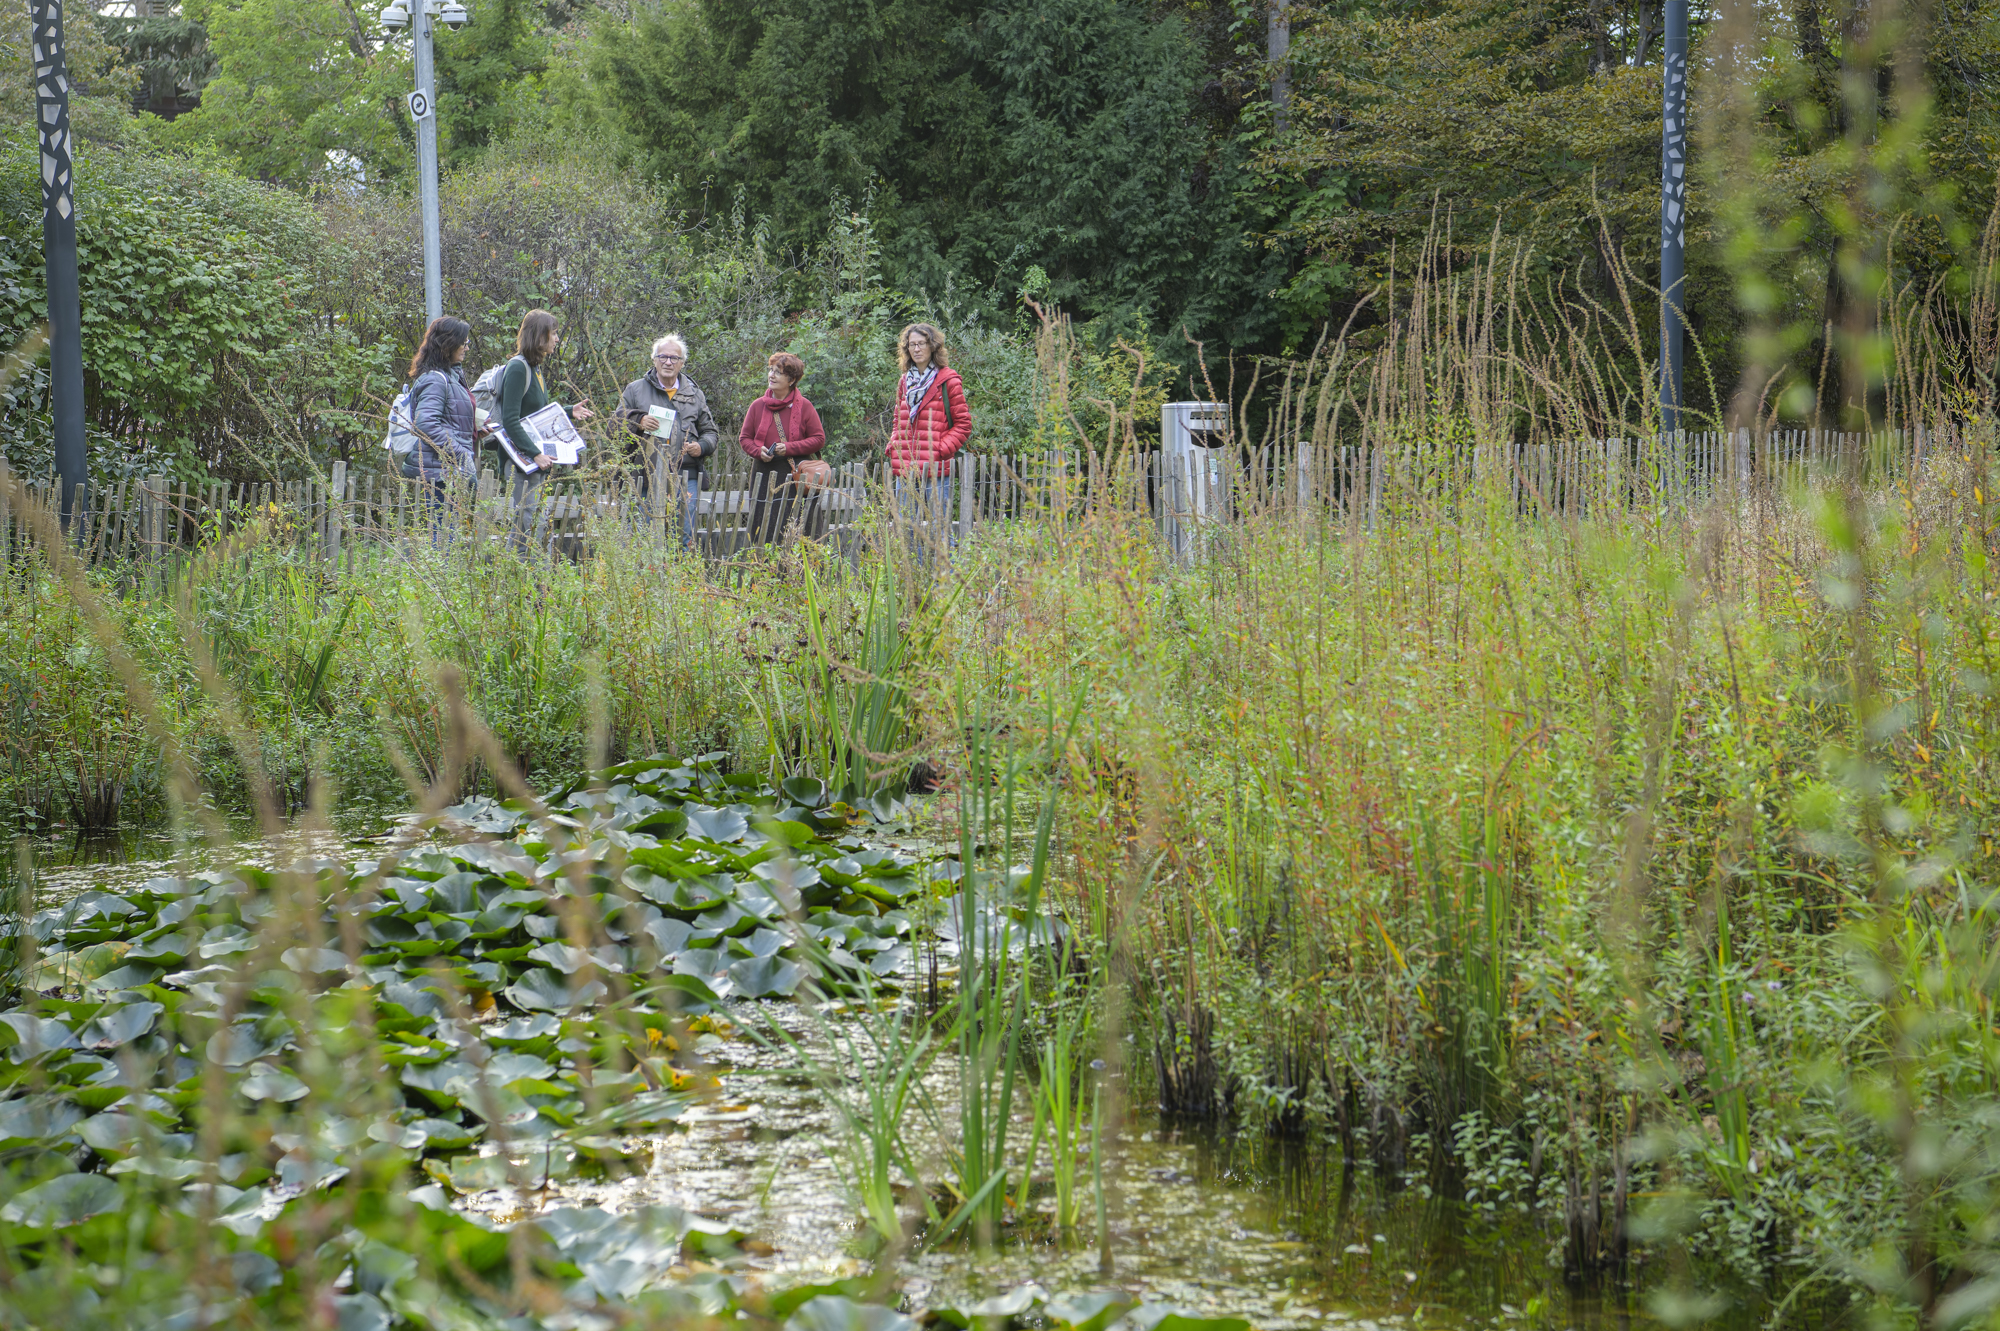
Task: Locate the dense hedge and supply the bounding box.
[0,136,388,482]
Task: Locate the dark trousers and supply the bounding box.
[747,459,825,545]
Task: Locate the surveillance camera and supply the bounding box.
[438,0,470,28]
[378,0,410,30]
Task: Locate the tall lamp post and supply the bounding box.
[29,0,88,528]
[378,0,469,325]
[1659,0,1689,437]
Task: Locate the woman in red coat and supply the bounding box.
[887,322,971,553]
[740,352,827,544]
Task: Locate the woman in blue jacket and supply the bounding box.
[404,316,479,544]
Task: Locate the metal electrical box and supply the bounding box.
[1161,401,1228,517]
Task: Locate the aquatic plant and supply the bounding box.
[0,755,961,1324]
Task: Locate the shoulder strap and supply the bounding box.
[942,371,954,431]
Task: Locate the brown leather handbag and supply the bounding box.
[776,403,832,491]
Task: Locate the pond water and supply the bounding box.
[13,821,1812,1331]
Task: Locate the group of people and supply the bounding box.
[400,307,973,552]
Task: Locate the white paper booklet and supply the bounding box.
[522,402,585,465]
[651,407,678,439]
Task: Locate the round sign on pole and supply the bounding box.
[406,89,432,121]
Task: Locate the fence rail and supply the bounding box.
[0,426,1969,575]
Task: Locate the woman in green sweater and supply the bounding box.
[494,309,594,552]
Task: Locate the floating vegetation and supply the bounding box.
[0,752,1208,1329]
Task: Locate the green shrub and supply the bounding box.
[0,137,387,482]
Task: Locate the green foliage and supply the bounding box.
[95,10,214,119]
[166,0,408,188]
[1266,0,2000,421]
[0,138,385,481]
[965,0,1209,323]
[586,0,1279,350]
[0,2,142,146]
[431,0,548,167]
[587,0,998,275]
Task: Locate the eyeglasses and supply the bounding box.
[653,353,684,363]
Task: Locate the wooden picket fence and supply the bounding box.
[0,425,1970,576]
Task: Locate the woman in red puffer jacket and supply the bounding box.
[886,322,971,550]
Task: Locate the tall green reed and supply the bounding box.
[939,688,1077,1246]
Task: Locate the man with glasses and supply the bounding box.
[617,334,719,550]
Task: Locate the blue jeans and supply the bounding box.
[893,475,955,561]
[678,470,702,551]
[417,470,454,548]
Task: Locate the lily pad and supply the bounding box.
[76,1001,162,1049]
[0,1173,124,1227]
[240,1065,310,1102]
[787,1295,918,1331]
[728,954,805,998]
[685,807,749,843]
[505,969,609,1012]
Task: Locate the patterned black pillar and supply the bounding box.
[1658,0,1688,437]
[29,0,87,527]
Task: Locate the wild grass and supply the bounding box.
[1,193,1997,1325]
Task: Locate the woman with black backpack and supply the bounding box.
[404,316,480,545]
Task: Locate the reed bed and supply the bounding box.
[2,215,1997,1325]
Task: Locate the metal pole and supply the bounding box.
[1659,0,1688,436]
[412,1,443,324]
[30,0,88,529]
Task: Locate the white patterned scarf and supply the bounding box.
[902,366,938,422]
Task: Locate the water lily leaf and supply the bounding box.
[685,807,749,843]
[766,1278,880,1318]
[534,1204,621,1250]
[367,1118,429,1150]
[505,969,608,1012]
[427,871,486,914]
[401,1059,477,1108]
[0,1173,124,1227]
[529,942,625,975]
[728,954,804,998]
[231,1251,282,1294]
[786,1295,917,1331]
[1043,1293,1134,1331]
[412,1117,483,1149]
[281,947,349,974]
[124,933,193,965]
[1125,1311,1249,1331]
[756,818,819,849]
[868,945,912,978]
[331,1293,391,1331]
[77,1001,162,1049]
[454,1083,538,1127]
[381,981,446,1018]
[671,949,735,998]
[76,1112,182,1156]
[488,1014,561,1043]
[206,1023,279,1068]
[643,916,699,960]
[527,942,593,974]
[484,1051,556,1083]
[88,963,163,992]
[240,1065,310,1102]
[366,915,422,945]
[107,1154,205,1180]
[956,1285,1049,1323]
[730,928,788,959]
[639,974,721,1013]
[0,1013,78,1057]
[444,1153,516,1191]
[469,904,525,937]
[585,1090,693,1130]
[780,775,828,807]
[0,1096,84,1147]
[197,930,257,959]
